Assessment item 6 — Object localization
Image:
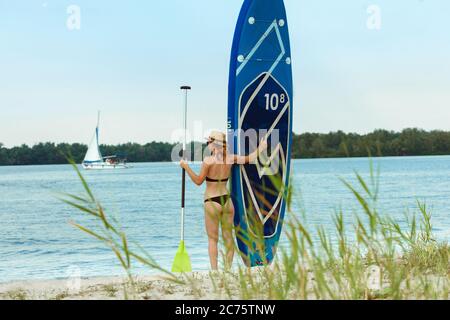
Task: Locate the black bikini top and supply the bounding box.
[206,177,229,183]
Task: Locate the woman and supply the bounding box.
[180,131,267,270]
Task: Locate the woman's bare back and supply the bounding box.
[204,156,232,200]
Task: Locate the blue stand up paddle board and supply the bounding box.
[228,0,293,267]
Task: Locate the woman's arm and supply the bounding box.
[232,139,268,165]
[180,160,209,186]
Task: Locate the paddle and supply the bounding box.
[172,86,192,273]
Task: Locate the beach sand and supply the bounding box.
[1,268,447,300]
[0,272,225,300]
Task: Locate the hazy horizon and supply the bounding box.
[1,0,450,148]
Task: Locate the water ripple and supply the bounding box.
[1,159,450,282]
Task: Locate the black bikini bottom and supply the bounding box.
[204,195,231,206]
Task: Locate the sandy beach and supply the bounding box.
[0,273,223,300]
[1,263,448,300]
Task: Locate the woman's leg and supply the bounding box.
[221,200,235,269]
[204,201,221,270]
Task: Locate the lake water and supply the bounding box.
[1,156,450,283]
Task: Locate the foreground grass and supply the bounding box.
[5,289,28,300]
[61,161,449,300]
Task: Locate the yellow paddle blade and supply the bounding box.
[171,240,192,273]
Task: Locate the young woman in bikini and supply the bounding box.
[180,131,267,270]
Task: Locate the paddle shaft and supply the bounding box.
[181,169,185,241]
[180,86,191,241]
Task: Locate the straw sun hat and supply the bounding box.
[206,131,226,147]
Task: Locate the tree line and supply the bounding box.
[1,128,450,166]
[291,128,450,158]
[0,142,174,166]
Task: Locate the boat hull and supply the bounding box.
[82,163,130,170]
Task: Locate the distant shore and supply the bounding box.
[2,128,450,166]
[2,154,450,169]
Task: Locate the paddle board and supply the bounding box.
[228,0,293,267]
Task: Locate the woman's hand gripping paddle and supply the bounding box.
[172,86,192,273]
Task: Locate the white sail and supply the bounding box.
[83,112,103,163]
[83,127,103,163]
[82,111,130,170]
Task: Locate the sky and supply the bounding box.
[1,0,450,147]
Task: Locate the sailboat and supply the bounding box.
[82,112,130,170]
